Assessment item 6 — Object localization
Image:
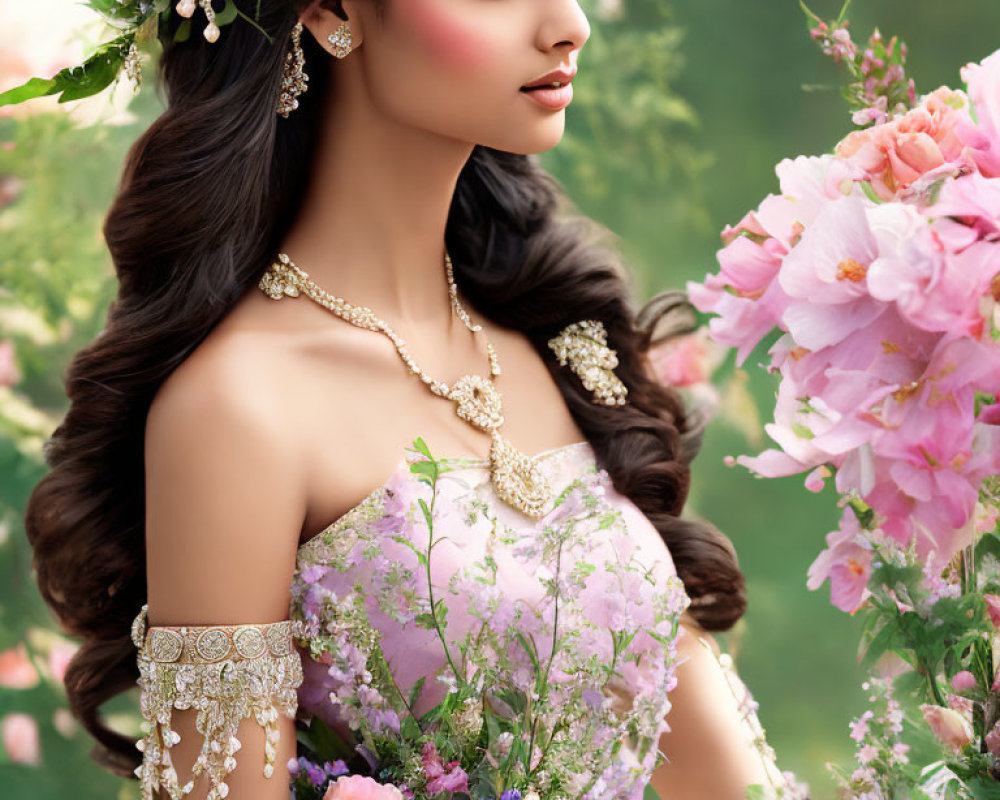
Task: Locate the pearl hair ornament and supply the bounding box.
[0,0,355,111]
[174,0,221,43]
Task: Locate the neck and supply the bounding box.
[278,68,475,329]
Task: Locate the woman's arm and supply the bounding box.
[141,356,308,800]
[648,615,787,800]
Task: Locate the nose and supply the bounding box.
[537,0,590,56]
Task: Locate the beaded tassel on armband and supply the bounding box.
[130,604,304,800]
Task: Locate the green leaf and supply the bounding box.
[411,437,433,460]
[0,77,58,107]
[414,612,437,630]
[215,0,239,26]
[860,180,885,203]
[967,777,1000,800]
[409,460,438,482]
[0,38,126,107]
[173,18,191,42]
[859,616,902,670]
[744,785,768,800]
[418,498,433,531]
[644,784,664,800]
[304,715,355,763]
[408,675,426,709]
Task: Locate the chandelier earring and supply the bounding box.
[276,21,309,118]
[328,22,354,59]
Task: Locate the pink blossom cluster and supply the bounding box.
[847,676,909,791]
[809,19,858,64]
[687,48,1000,612]
[808,20,916,126]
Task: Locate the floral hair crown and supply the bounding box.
[0,0,266,109]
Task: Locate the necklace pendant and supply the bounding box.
[259,255,306,300]
[449,375,504,432]
[489,432,552,519]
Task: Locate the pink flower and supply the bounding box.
[920,704,973,753]
[1,713,40,765]
[807,507,873,614]
[421,740,469,796]
[323,775,405,800]
[0,644,39,689]
[647,328,726,388]
[835,86,975,201]
[778,194,884,351]
[951,671,977,692]
[987,721,1000,756]
[955,49,1000,177]
[866,201,996,336]
[46,641,77,685]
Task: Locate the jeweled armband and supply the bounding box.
[130,603,304,800]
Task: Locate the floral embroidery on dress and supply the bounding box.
[288,440,693,799]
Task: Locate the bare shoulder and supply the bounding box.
[144,329,310,624]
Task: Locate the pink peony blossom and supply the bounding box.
[323,775,405,800]
[920,704,973,753]
[1,713,40,765]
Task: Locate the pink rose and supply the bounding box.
[920,704,973,753]
[835,87,974,201]
[0,643,39,689]
[323,775,405,800]
[1,713,40,765]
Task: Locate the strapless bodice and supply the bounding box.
[287,438,691,800]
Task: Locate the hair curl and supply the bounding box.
[23,0,745,778]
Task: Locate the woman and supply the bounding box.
[20,0,797,797]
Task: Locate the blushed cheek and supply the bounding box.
[398,0,500,71]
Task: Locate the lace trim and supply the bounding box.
[130,604,304,800]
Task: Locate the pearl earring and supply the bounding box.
[327,22,353,58]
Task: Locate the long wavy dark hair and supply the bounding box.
[23,0,746,779]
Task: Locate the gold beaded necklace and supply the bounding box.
[258,251,553,518]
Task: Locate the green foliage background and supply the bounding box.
[0,1,998,798]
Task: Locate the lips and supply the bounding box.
[520,67,577,91]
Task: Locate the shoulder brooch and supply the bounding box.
[547,320,628,406]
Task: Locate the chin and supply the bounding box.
[492,122,567,156]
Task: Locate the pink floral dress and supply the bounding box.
[288,439,692,799]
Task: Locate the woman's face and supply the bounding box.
[339,0,591,154]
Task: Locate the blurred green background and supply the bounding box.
[0,0,998,798]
